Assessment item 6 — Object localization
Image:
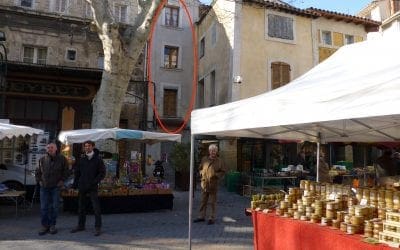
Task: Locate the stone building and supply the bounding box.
[196,0,380,173]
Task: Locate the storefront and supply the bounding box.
[4,62,102,140]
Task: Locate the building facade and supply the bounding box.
[196,0,380,172]
[358,0,400,34]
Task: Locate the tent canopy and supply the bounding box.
[191,34,400,143]
[0,123,44,140]
[58,128,181,145]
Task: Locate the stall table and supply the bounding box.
[251,175,298,191]
[0,190,26,217]
[62,190,174,214]
[251,210,395,250]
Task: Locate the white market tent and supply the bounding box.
[58,127,181,144]
[0,122,44,139]
[187,33,400,248]
[191,35,400,143]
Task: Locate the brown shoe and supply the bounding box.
[207,219,215,225]
[193,218,205,223]
[94,227,101,236]
[38,226,49,236]
[70,226,85,233]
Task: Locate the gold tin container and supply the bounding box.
[344,214,351,224]
[321,217,331,226]
[350,215,364,226]
[300,215,309,221]
[332,219,340,229]
[347,224,357,234]
[340,222,347,232]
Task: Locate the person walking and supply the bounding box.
[35,142,70,235]
[193,144,226,225]
[70,140,105,236]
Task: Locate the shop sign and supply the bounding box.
[5,81,95,99]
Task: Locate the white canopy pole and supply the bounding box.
[188,135,194,249]
[316,142,320,182]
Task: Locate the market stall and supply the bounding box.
[189,33,400,248]
[251,211,394,250]
[0,122,44,198]
[58,128,181,214]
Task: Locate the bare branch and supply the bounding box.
[87,0,115,34]
[126,0,161,57]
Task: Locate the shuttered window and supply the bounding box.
[199,38,205,58]
[271,62,290,90]
[267,14,293,40]
[163,89,177,117]
[210,70,216,106]
[197,79,204,108]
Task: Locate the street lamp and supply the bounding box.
[0,31,7,119]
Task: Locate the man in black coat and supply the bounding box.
[70,140,105,236]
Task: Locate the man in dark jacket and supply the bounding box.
[70,140,105,236]
[35,142,70,235]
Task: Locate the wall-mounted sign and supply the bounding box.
[5,81,96,100]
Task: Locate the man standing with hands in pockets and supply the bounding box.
[70,140,105,236]
[36,142,70,235]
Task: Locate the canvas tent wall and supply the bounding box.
[188,33,400,248]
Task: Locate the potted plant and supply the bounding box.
[169,143,190,191]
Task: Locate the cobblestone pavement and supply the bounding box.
[0,187,253,250]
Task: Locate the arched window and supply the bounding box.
[271,62,290,90]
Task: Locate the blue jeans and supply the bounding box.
[40,186,60,227]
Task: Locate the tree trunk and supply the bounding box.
[86,0,161,151]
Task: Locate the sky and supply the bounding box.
[199,0,373,15]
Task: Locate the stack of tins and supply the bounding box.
[274,180,400,240]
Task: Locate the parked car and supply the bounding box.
[0,164,37,199]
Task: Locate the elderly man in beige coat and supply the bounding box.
[193,144,226,225]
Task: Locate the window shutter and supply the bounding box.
[271,63,281,90]
[163,89,177,117]
[281,63,290,84]
[271,62,290,89]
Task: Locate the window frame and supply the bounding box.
[65,48,77,62]
[163,45,180,69]
[321,30,333,46]
[265,10,296,44]
[23,46,47,65]
[199,37,205,59]
[164,5,180,28]
[211,22,217,46]
[162,88,178,117]
[197,78,205,108]
[160,83,181,118]
[53,0,69,13]
[344,34,354,45]
[20,0,33,8]
[114,3,128,23]
[209,70,216,106]
[270,61,291,90]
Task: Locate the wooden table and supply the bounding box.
[0,190,26,217]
